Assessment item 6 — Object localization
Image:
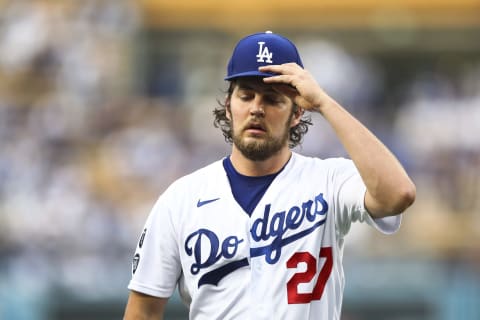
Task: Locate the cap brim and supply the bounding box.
[224,71,276,81]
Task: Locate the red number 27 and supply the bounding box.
[286,247,333,304]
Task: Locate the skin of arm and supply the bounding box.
[260,63,416,218]
[123,291,168,320]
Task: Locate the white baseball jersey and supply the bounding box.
[128,152,401,319]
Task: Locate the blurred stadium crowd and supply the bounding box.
[0,1,479,319]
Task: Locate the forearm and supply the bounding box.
[318,96,416,218]
[124,291,167,320]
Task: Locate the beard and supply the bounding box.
[231,115,293,161]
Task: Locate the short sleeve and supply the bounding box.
[332,159,402,238]
[127,190,182,298]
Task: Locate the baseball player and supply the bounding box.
[123,31,416,320]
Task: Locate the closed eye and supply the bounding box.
[264,96,281,104]
[239,94,253,101]
[236,89,254,101]
[263,93,287,106]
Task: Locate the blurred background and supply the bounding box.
[0,0,479,319]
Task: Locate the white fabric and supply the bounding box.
[128,152,401,319]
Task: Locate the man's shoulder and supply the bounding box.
[156,158,225,206]
[291,152,352,169]
[287,153,358,183]
[184,158,225,179]
[169,158,225,189]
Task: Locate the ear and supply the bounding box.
[290,105,304,127]
[225,97,232,120]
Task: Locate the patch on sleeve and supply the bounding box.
[132,253,140,274]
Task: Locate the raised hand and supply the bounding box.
[259,63,330,113]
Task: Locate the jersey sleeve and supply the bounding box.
[330,158,401,238]
[127,188,182,298]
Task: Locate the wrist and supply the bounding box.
[312,92,333,114]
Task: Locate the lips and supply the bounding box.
[245,122,266,133]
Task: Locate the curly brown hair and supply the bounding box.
[213,81,313,149]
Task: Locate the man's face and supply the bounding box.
[227,77,299,161]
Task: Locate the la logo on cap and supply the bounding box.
[224,30,303,80]
[256,41,273,63]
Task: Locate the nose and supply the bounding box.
[250,96,265,117]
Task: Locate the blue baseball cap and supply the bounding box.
[225,31,303,80]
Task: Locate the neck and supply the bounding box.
[229,146,292,176]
